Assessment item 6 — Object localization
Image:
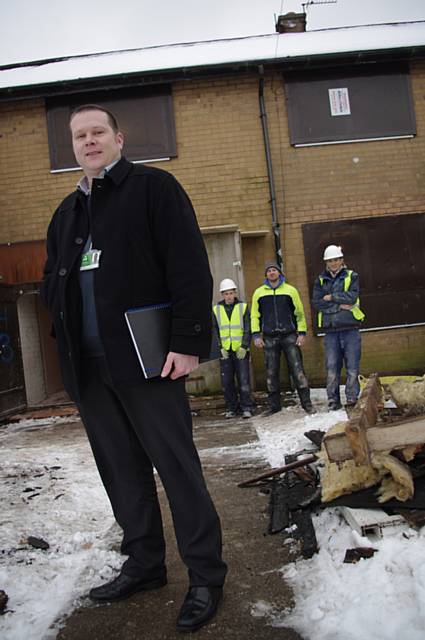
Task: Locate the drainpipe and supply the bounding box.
[258,65,283,271]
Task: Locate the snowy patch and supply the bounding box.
[275,512,425,640]
[2,393,425,640]
[252,394,425,640]
[199,441,265,462]
[253,388,345,468]
[0,418,121,640]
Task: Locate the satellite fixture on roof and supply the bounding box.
[302,0,338,15]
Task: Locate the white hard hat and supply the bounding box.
[219,278,237,292]
[323,245,344,261]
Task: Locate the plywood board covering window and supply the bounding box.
[302,212,425,332]
[284,63,416,146]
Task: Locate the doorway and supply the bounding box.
[186,227,246,395]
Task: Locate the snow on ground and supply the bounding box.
[251,388,425,640]
[1,389,424,639]
[0,417,122,640]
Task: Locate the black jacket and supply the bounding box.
[40,158,213,400]
[312,267,362,332]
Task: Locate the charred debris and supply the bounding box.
[239,373,425,559]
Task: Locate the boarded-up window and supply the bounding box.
[302,213,425,333]
[46,86,176,170]
[285,63,416,146]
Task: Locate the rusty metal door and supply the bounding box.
[0,287,26,417]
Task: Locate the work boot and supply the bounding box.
[303,404,317,415]
[328,402,342,411]
[298,388,315,414]
[263,407,281,417]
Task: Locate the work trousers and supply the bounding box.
[264,333,311,411]
[76,356,227,587]
[324,329,361,406]
[220,351,252,413]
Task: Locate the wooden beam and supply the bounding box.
[324,416,425,462]
[343,373,382,465]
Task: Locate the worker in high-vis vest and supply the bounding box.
[213,278,253,419]
[251,262,315,416]
[312,244,365,411]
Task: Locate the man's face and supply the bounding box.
[266,267,280,283]
[70,109,124,179]
[326,257,344,273]
[222,289,236,304]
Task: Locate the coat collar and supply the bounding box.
[101,156,133,187]
[321,266,348,280]
[263,274,285,289]
[218,298,240,307]
[65,157,134,213]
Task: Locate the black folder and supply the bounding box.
[125,303,220,379]
[125,303,172,379]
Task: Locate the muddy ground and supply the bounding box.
[56,414,304,640]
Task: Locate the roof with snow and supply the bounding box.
[1,21,425,98]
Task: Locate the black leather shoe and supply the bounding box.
[89,571,167,602]
[176,586,223,633]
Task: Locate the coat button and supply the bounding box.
[75,237,83,245]
[194,324,202,333]
[59,268,67,276]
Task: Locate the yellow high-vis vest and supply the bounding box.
[213,303,247,351]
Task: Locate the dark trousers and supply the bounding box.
[324,329,361,405]
[264,333,311,411]
[77,356,227,587]
[220,352,252,413]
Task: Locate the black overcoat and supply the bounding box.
[40,157,213,401]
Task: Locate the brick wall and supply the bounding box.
[1,63,424,385]
[262,61,425,383]
[0,98,80,243]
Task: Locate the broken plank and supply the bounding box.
[344,373,382,465]
[324,416,425,463]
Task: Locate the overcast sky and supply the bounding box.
[0,0,424,67]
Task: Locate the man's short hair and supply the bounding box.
[69,104,119,133]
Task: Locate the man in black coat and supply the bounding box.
[41,104,226,633]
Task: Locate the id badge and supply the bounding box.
[80,248,102,271]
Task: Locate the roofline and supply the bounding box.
[0,45,424,103]
[1,19,424,72]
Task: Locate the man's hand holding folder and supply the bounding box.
[161,352,199,380]
[125,302,218,380]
